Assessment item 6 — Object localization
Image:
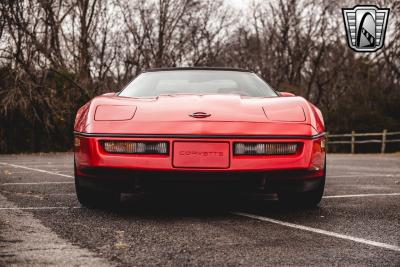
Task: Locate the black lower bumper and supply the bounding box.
[77,167,324,194]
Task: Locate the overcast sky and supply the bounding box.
[226,0,255,9]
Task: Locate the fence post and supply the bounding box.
[381,129,387,154]
[325,131,329,152]
[351,131,355,154]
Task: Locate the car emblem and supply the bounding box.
[342,5,389,52]
[189,112,211,118]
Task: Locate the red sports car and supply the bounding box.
[74,68,326,207]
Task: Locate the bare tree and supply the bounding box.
[0,0,399,152]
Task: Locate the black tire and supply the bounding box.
[74,161,120,208]
[278,162,326,208]
[278,180,325,207]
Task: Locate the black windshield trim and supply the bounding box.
[143,67,252,73]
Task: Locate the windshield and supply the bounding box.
[118,70,278,97]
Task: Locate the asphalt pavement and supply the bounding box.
[0,153,399,266]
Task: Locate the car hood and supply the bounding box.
[75,94,319,136]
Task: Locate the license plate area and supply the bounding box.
[173,142,230,168]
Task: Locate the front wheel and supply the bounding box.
[74,163,120,208]
[278,170,326,207]
[75,177,120,208]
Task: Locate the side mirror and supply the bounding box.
[102,92,117,96]
[279,92,295,97]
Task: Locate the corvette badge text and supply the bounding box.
[342,5,389,52]
[179,151,224,157]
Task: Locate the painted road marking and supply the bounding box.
[48,193,76,196]
[0,162,73,178]
[329,174,400,178]
[0,206,81,210]
[231,212,400,252]
[323,193,400,199]
[1,182,74,186]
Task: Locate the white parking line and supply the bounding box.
[0,162,73,178]
[323,193,400,199]
[48,193,76,196]
[1,182,74,186]
[0,206,81,210]
[231,212,400,252]
[329,174,400,178]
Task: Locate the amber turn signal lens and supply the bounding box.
[74,137,80,148]
[321,139,326,150]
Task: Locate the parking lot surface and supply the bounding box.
[0,153,399,266]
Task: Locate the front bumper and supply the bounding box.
[75,133,325,169]
[74,133,325,192]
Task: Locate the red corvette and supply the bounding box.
[74,68,326,207]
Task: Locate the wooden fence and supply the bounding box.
[326,130,400,154]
